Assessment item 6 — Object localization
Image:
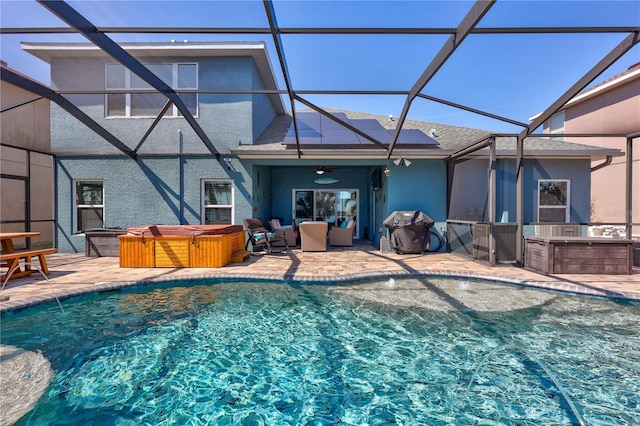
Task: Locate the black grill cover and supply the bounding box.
[383,210,435,254]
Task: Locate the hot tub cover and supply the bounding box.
[125,224,243,237]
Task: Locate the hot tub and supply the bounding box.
[118,225,248,268]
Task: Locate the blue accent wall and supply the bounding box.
[386,159,448,238]
[523,158,591,223]
[50,56,276,156]
[55,156,253,253]
[449,158,591,224]
[268,165,372,238]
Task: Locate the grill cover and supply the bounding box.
[383,210,435,254]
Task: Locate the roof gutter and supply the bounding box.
[591,155,613,172]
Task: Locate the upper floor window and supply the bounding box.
[106,63,198,117]
[74,180,104,232]
[202,180,233,224]
[548,111,565,140]
[538,179,570,222]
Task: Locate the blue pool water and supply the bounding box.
[2,277,639,425]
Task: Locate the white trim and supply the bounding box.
[72,179,104,233]
[105,62,198,118]
[201,179,235,225]
[537,179,570,222]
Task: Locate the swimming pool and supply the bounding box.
[1,277,639,425]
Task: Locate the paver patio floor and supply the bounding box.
[2,241,639,313]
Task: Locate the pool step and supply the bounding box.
[230,250,251,263]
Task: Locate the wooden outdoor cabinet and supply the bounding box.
[524,236,633,275]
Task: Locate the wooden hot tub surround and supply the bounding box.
[119,225,250,268]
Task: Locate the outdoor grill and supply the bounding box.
[383,210,435,254]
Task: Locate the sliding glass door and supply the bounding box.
[293,189,358,237]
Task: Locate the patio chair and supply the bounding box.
[299,221,328,252]
[269,218,297,247]
[329,218,356,246]
[244,218,288,254]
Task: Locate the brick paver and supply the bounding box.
[1,241,639,313]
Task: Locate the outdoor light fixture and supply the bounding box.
[383,166,391,176]
[315,166,336,175]
[393,158,412,167]
[224,158,236,172]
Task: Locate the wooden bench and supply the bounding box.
[0,248,58,281]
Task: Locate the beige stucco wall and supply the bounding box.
[0,75,55,247]
[563,74,640,236]
[1,80,50,152]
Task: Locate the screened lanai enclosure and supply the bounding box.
[1,0,638,265]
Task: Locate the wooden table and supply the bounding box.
[0,232,57,281]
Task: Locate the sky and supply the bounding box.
[1,0,639,133]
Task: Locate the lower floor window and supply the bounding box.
[202,180,233,224]
[74,180,104,232]
[538,179,570,222]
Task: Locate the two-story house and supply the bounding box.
[21,41,622,258]
[535,62,640,237]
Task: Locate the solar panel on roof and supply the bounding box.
[356,129,392,144]
[296,114,321,131]
[397,129,439,145]
[351,119,385,130]
[283,111,438,147]
[321,129,361,145]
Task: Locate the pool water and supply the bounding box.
[2,277,639,425]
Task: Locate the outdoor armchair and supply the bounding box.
[244,218,288,254]
[269,218,297,247]
[299,221,328,252]
[329,218,356,246]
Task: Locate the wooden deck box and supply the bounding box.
[84,228,127,257]
[525,236,633,275]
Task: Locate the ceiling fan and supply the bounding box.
[315,166,336,175]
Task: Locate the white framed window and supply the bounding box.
[538,179,570,222]
[548,111,565,140]
[106,63,198,117]
[74,180,104,232]
[202,180,234,224]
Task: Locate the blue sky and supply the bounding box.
[1,0,639,133]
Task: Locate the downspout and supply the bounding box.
[590,155,612,172]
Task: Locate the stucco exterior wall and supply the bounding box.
[268,165,371,239]
[49,56,276,155]
[1,80,50,152]
[0,77,54,247]
[449,158,591,224]
[522,158,591,223]
[55,156,252,253]
[386,160,446,222]
[449,158,489,221]
[562,73,640,233]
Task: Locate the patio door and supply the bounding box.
[293,189,359,238]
